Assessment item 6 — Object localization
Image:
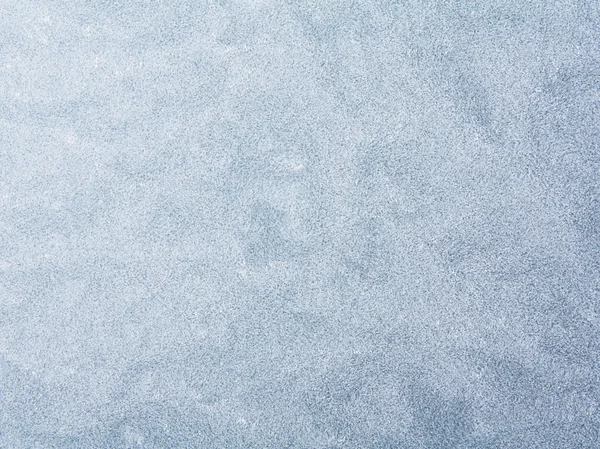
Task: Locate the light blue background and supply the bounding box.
[1,1,599,447]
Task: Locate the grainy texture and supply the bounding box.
[1,1,599,448]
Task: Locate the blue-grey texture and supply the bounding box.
[1,1,600,448]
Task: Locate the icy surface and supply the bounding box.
[1,1,600,447]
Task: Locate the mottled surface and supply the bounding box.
[1,1,600,447]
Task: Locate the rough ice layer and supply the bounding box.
[1,1,599,447]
